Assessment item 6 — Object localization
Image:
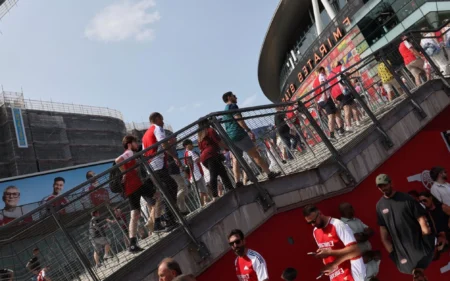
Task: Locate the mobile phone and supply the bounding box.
[307,252,316,255]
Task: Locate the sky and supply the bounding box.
[0,0,278,130]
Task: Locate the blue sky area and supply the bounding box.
[0,0,278,130]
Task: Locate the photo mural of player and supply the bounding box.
[0,160,115,226]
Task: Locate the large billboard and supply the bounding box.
[0,160,114,226]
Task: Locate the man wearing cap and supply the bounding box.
[375,174,435,278]
[429,166,450,213]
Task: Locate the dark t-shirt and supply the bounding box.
[274,113,290,135]
[0,269,12,279]
[429,204,450,234]
[89,217,106,239]
[28,256,40,271]
[223,103,247,141]
[376,192,435,274]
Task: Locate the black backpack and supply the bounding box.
[109,163,124,194]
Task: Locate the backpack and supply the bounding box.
[109,163,124,194]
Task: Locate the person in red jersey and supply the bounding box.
[116,135,156,253]
[328,62,361,132]
[142,112,181,232]
[228,229,269,281]
[399,35,425,87]
[303,204,365,281]
[85,171,110,207]
[42,177,69,214]
[312,67,345,141]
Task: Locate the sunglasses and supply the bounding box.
[306,212,320,225]
[229,239,242,246]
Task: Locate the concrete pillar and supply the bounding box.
[320,0,336,20]
[312,0,324,35]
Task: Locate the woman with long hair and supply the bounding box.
[197,118,234,201]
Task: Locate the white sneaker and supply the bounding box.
[356,121,361,127]
[345,126,353,133]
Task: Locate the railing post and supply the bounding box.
[139,159,210,260]
[378,52,427,120]
[341,75,394,150]
[105,204,130,245]
[210,116,274,211]
[186,156,204,208]
[296,100,355,185]
[408,33,450,89]
[50,209,99,281]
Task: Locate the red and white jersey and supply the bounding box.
[313,73,331,103]
[37,268,47,281]
[43,194,69,214]
[142,124,166,171]
[313,218,365,281]
[235,249,268,281]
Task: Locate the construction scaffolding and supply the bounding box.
[0,92,126,179]
[0,0,18,20]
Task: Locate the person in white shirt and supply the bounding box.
[430,166,450,213]
[340,202,381,281]
[183,139,211,207]
[420,28,449,76]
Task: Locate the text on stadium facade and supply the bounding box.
[284,17,352,100]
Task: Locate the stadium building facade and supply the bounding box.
[0,91,126,178]
[258,0,450,102]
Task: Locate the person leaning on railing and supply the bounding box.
[197,118,234,202]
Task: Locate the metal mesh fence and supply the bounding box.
[0,27,449,280]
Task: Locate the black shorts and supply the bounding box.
[128,184,156,211]
[318,98,337,115]
[336,93,354,106]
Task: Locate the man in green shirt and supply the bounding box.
[222,91,280,186]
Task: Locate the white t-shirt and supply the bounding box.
[431,181,450,206]
[186,150,203,182]
[420,36,439,49]
[341,217,372,253]
[318,73,331,102]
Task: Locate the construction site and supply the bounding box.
[0,91,127,178]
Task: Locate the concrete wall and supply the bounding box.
[105,80,450,281]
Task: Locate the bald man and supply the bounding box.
[173,274,196,281]
[158,258,182,281]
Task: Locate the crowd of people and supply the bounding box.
[1,26,450,281]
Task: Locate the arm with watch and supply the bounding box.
[234,113,255,141]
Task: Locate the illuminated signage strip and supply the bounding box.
[11,107,28,148]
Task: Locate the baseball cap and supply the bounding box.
[376,174,391,186]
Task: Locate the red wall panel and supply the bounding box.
[198,106,450,281]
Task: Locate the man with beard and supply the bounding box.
[116,135,156,253]
[303,205,365,281]
[0,186,31,225]
[228,229,269,281]
[375,174,435,278]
